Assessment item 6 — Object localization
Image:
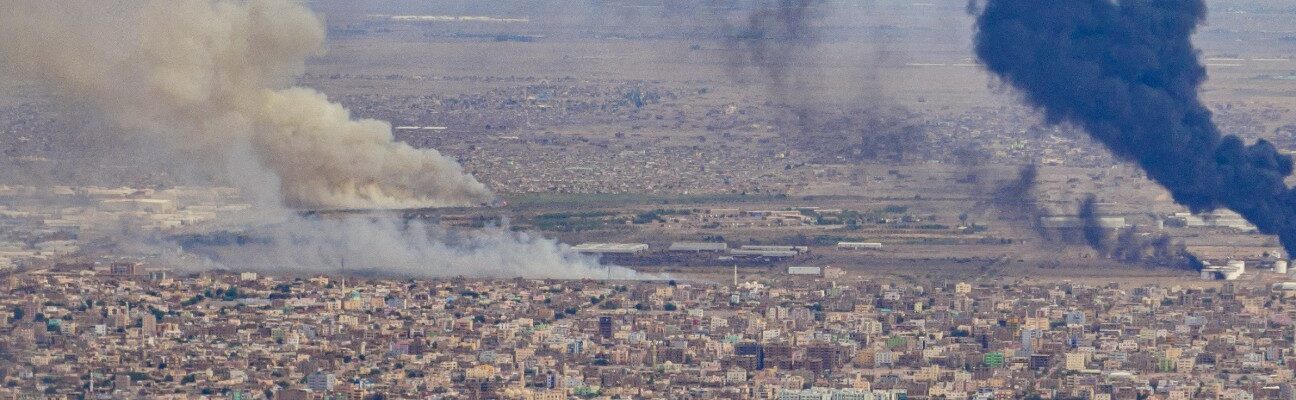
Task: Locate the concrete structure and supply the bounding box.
[787,266,822,276]
[732,249,798,258]
[1201,260,1247,280]
[571,243,649,255]
[1228,260,1246,274]
[739,245,809,254]
[837,242,883,250]
[1172,211,1258,232]
[306,371,336,392]
[1039,216,1128,229]
[668,242,728,252]
[109,262,140,276]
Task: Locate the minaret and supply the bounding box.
[733,265,738,287]
[339,253,348,280]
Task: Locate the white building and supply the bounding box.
[571,243,649,255]
[837,242,883,250]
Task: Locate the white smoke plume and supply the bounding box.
[179,216,639,280]
[0,0,491,209]
[0,0,632,279]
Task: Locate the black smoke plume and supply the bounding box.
[1078,195,1200,269]
[974,0,1296,257]
[720,0,928,163]
[996,164,1040,209]
[723,0,820,92]
[784,106,929,163]
[1078,196,1107,252]
[989,163,1055,241]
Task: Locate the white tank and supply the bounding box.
[1227,260,1246,274]
[1224,269,1243,280]
[1275,260,1289,275]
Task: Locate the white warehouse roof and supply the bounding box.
[669,242,728,251]
[572,243,649,254]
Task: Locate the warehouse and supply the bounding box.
[572,243,650,255]
[668,242,729,252]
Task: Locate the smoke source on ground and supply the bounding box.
[0,0,623,279]
[974,0,1296,257]
[0,0,491,210]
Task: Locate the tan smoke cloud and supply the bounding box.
[0,0,492,209]
[0,0,650,280]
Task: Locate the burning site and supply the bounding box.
[0,0,631,279]
[6,0,1296,398]
[1,0,1292,281]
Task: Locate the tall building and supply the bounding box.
[306,371,336,392]
[599,316,613,339]
[1030,354,1051,371]
[110,262,139,276]
[736,342,765,370]
[806,344,842,372]
[141,314,157,337]
[1020,329,1041,356]
[1065,310,1086,326]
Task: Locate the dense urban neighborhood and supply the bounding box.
[4,266,1296,399]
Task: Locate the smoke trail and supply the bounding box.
[724,0,820,93]
[1077,195,1199,269]
[973,0,1296,256]
[175,215,637,279]
[0,0,491,210]
[990,163,1055,242]
[1077,196,1108,253]
[718,0,928,164]
[0,0,624,279]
